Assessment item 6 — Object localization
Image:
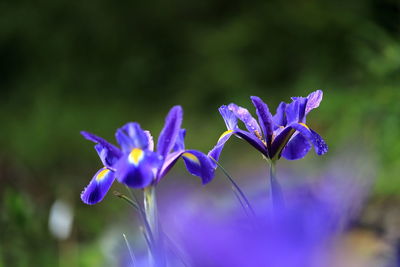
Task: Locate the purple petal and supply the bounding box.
[157,106,183,157]
[173,129,186,152]
[94,144,120,169]
[181,150,215,184]
[273,102,287,128]
[305,90,323,115]
[270,126,296,158]
[235,129,268,157]
[157,151,183,180]
[115,149,163,188]
[115,122,149,153]
[208,130,235,168]
[228,103,261,134]
[81,167,115,205]
[81,131,122,158]
[291,123,328,156]
[285,97,308,124]
[250,96,274,146]
[219,105,237,130]
[144,130,154,151]
[281,133,312,160]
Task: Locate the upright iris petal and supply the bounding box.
[157,106,183,157]
[251,96,274,148]
[273,102,287,128]
[115,122,150,153]
[228,103,261,134]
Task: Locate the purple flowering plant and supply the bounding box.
[209,90,328,209]
[80,105,214,205]
[80,90,334,267]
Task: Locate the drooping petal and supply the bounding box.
[228,103,262,134]
[157,150,215,184]
[290,123,328,156]
[235,129,269,157]
[115,122,149,153]
[81,167,115,205]
[285,97,308,124]
[281,133,312,160]
[271,123,328,159]
[208,130,235,167]
[251,96,274,146]
[219,105,237,130]
[181,150,215,184]
[273,102,287,128]
[305,90,323,115]
[157,106,183,157]
[81,131,122,158]
[173,129,186,152]
[115,149,163,188]
[94,144,120,169]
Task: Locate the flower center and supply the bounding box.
[129,148,144,165]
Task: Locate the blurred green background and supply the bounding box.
[0,0,399,265]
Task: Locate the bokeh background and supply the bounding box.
[1,0,399,266]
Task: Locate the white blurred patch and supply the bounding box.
[48,200,74,240]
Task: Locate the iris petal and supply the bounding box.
[94,144,120,169]
[251,96,274,146]
[305,90,323,115]
[273,102,287,128]
[173,129,186,152]
[281,133,312,160]
[144,130,154,151]
[81,131,122,158]
[157,151,183,180]
[286,97,308,124]
[181,150,215,184]
[228,103,262,134]
[81,167,115,205]
[219,105,237,130]
[157,106,183,157]
[115,122,149,153]
[208,130,235,168]
[116,149,163,188]
[291,123,328,156]
[235,129,268,157]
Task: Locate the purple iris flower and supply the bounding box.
[80,106,215,205]
[209,90,328,163]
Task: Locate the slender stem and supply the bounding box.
[269,161,285,213]
[113,191,139,211]
[210,157,256,217]
[144,186,165,267]
[123,234,137,267]
[115,190,156,253]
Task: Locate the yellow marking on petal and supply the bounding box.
[299,123,310,130]
[96,168,110,181]
[182,152,200,164]
[218,130,233,142]
[129,148,144,165]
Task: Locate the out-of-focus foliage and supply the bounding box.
[0,0,399,265]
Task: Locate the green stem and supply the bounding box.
[269,161,285,213]
[144,186,165,267]
[210,157,256,218]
